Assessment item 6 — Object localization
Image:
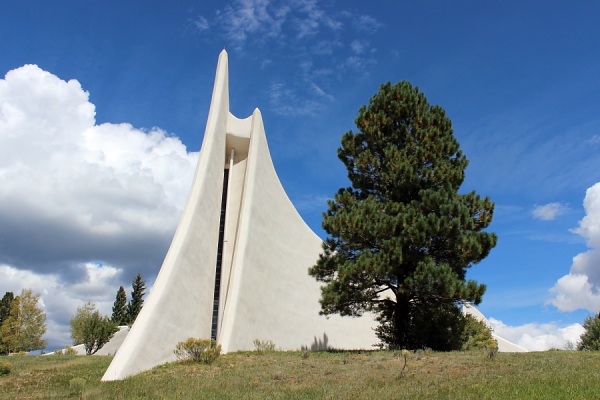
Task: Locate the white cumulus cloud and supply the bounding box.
[549,183,600,312]
[489,318,585,351]
[0,64,197,349]
[0,263,124,347]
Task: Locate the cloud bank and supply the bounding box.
[489,318,584,351]
[549,183,600,313]
[0,65,197,348]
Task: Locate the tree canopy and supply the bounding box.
[0,289,47,354]
[126,274,145,324]
[70,301,118,355]
[309,81,497,350]
[578,312,600,351]
[112,286,128,325]
[0,292,14,326]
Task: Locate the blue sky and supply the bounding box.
[1,0,599,350]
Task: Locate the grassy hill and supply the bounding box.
[1,350,599,399]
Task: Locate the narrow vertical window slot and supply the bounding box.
[211,168,229,341]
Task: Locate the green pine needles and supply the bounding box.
[577,313,600,351]
[309,81,497,350]
[126,274,145,325]
[111,286,128,326]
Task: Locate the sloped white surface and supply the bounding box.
[102,50,377,381]
[462,303,528,352]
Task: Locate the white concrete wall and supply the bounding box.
[218,109,377,352]
[102,50,377,381]
[102,51,230,381]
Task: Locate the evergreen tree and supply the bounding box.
[577,312,600,351]
[0,289,47,353]
[70,301,118,355]
[0,296,19,355]
[126,274,146,324]
[309,81,497,350]
[0,292,14,326]
[111,286,127,325]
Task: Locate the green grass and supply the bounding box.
[1,350,599,399]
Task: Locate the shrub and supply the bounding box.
[64,346,77,355]
[578,313,600,351]
[479,338,499,359]
[564,341,576,351]
[174,338,221,364]
[461,314,497,351]
[69,377,86,398]
[253,339,276,352]
[0,360,11,376]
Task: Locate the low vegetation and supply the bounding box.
[70,302,118,355]
[174,338,221,364]
[1,350,599,399]
[253,338,277,353]
[0,360,10,376]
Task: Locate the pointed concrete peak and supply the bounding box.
[216,49,228,68]
[213,50,229,88]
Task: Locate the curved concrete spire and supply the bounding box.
[102,51,377,381]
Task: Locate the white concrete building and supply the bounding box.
[102,51,525,381]
[102,50,377,381]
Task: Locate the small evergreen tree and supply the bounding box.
[111,286,127,325]
[70,301,118,355]
[0,292,14,326]
[126,274,146,324]
[578,312,600,351]
[0,292,13,355]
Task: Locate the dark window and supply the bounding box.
[211,169,229,341]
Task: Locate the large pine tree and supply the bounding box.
[126,274,145,324]
[309,81,497,350]
[111,286,127,325]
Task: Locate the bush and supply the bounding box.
[479,338,499,359]
[253,339,276,352]
[54,346,77,355]
[578,314,600,351]
[0,360,10,376]
[174,338,221,364]
[461,314,497,351]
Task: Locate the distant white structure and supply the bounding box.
[462,303,527,352]
[48,326,130,356]
[102,50,377,381]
